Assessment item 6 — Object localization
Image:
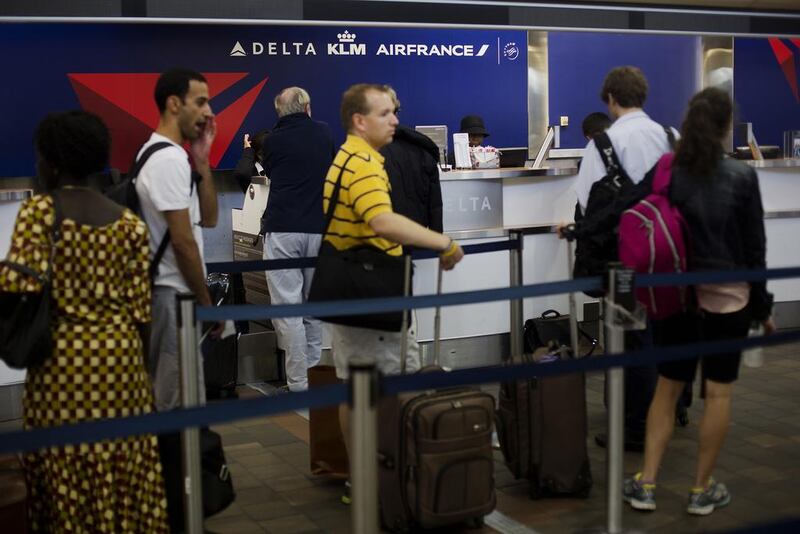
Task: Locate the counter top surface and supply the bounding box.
[745,158,800,169]
[441,166,578,181]
[0,189,33,201]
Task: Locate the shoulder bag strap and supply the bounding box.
[46,191,64,284]
[594,132,632,185]
[322,152,358,236]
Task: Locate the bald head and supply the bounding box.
[274,87,311,117]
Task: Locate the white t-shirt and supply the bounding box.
[135,132,206,292]
[575,110,678,212]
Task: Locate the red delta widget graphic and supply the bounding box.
[768,38,800,103]
[68,73,267,171]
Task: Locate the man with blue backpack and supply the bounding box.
[560,66,678,452]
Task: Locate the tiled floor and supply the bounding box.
[204,342,800,533]
[2,344,799,533]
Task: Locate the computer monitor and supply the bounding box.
[415,125,448,164]
[498,147,529,168]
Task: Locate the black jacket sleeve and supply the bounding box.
[233,147,257,193]
[425,156,443,233]
[741,168,773,321]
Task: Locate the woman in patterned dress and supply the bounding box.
[0,111,169,533]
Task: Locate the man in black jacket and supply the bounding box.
[261,86,335,392]
[380,124,443,234]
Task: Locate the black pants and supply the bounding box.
[604,328,657,442]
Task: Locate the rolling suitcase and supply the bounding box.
[0,455,27,534]
[203,273,239,400]
[496,240,593,499]
[378,261,496,532]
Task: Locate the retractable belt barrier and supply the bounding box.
[205,238,520,274]
[2,263,799,456]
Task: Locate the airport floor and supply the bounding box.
[2,343,799,533]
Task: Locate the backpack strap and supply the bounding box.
[594,132,632,186]
[663,125,677,150]
[651,153,675,195]
[129,141,175,282]
[128,142,174,181]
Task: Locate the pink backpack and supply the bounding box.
[618,153,688,320]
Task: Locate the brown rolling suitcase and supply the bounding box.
[308,365,349,479]
[496,345,592,499]
[495,240,593,499]
[378,262,497,532]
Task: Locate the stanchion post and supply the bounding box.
[509,231,524,358]
[604,264,632,534]
[349,357,379,534]
[177,293,203,534]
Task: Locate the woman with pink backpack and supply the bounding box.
[623,87,775,516]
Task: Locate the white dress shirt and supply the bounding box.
[575,110,678,212]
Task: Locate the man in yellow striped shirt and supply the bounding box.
[323,84,463,503]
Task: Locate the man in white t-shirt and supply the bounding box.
[136,68,219,411]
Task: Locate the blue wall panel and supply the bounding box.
[548,32,700,149]
[734,38,800,148]
[0,23,527,177]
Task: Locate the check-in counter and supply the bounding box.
[748,158,800,326]
[414,165,582,368]
[415,158,800,368]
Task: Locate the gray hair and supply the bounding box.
[274,87,310,117]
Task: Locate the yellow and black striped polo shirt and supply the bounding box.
[322,135,401,256]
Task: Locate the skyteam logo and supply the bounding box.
[503,42,520,61]
[230,41,247,57]
[328,30,365,56]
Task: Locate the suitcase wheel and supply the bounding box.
[466,517,485,529]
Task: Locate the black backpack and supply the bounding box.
[570,127,675,296]
[105,141,173,280]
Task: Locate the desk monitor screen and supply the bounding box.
[498,147,528,168]
[415,125,448,164]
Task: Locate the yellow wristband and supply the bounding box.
[440,239,458,258]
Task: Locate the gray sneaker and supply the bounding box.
[623,473,656,511]
[687,478,730,516]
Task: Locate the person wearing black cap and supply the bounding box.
[460,114,490,147]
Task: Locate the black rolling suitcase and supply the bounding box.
[203,273,239,400]
[378,261,497,532]
[496,241,593,499]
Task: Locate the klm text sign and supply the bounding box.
[0,24,526,177]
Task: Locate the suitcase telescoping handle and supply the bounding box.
[433,264,443,367]
[400,254,413,374]
[566,239,581,358]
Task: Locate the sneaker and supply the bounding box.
[623,472,656,511]
[687,478,730,516]
[341,480,351,505]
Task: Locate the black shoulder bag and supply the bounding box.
[0,193,63,369]
[307,155,407,331]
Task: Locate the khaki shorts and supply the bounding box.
[329,316,420,379]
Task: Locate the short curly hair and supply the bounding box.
[34,110,110,180]
[600,66,648,109]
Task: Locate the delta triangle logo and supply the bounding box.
[768,38,800,103]
[68,72,268,170]
[230,41,247,57]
